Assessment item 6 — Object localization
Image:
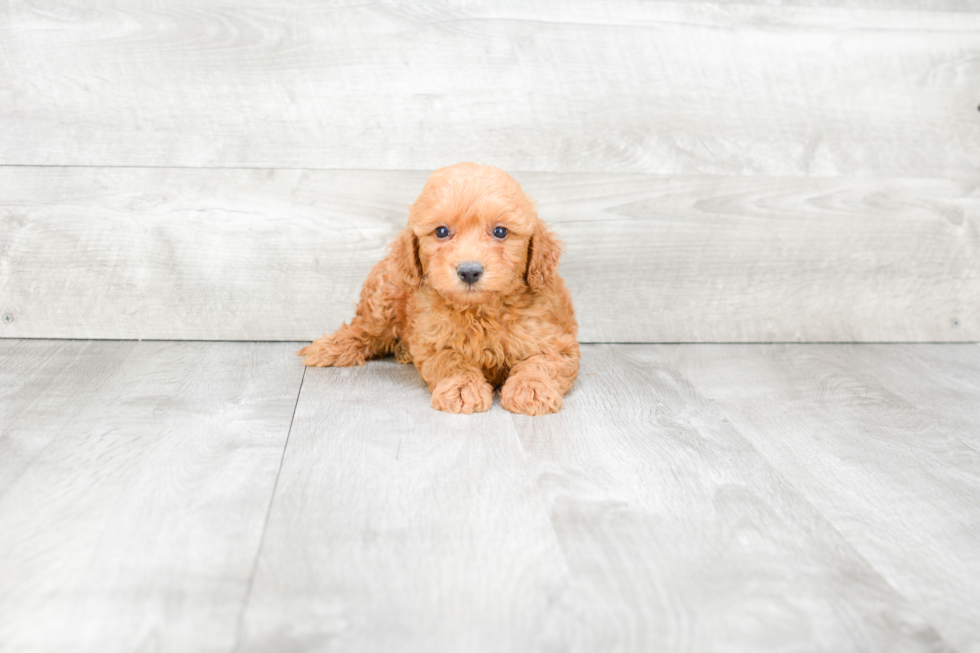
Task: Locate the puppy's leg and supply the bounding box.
[298,260,398,367]
[298,321,385,367]
[416,350,493,414]
[500,352,579,416]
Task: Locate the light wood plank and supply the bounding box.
[2,168,977,342]
[239,346,949,652]
[836,344,980,448]
[515,345,951,652]
[236,360,571,652]
[2,1,978,175]
[0,340,303,653]
[0,340,134,497]
[667,343,980,653]
[0,167,420,341]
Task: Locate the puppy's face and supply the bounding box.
[408,164,537,304]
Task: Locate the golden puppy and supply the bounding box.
[298,163,579,415]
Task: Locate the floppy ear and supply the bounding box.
[525,220,563,292]
[388,228,423,287]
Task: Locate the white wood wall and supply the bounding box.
[1,0,978,341]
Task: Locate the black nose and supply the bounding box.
[457,261,484,285]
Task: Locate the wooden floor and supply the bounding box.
[1,340,978,653]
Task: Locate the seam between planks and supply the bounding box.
[3,165,980,184]
[231,365,307,653]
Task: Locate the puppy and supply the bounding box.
[298,163,579,415]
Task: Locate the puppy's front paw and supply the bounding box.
[500,375,564,416]
[297,334,366,367]
[431,375,493,414]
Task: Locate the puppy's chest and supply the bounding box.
[413,303,541,367]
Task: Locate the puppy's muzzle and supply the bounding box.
[456,261,484,285]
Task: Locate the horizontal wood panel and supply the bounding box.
[1,167,977,342]
[1,1,979,175]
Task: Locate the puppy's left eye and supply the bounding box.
[435,226,450,239]
[492,226,508,239]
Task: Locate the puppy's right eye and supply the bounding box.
[435,226,450,239]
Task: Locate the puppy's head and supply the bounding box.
[394,162,562,304]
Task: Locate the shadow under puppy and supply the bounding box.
[299,162,580,415]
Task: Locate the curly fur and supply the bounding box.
[298,162,580,415]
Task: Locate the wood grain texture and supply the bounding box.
[0,167,422,341]
[2,341,977,652]
[667,343,980,653]
[238,346,951,653]
[513,345,952,653]
[0,340,303,653]
[2,167,977,342]
[828,344,980,449]
[236,360,571,653]
[0,340,133,498]
[2,1,979,175]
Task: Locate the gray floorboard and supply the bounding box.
[1,341,977,652]
[508,345,950,653]
[235,360,571,653]
[0,340,303,653]
[668,343,980,653]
